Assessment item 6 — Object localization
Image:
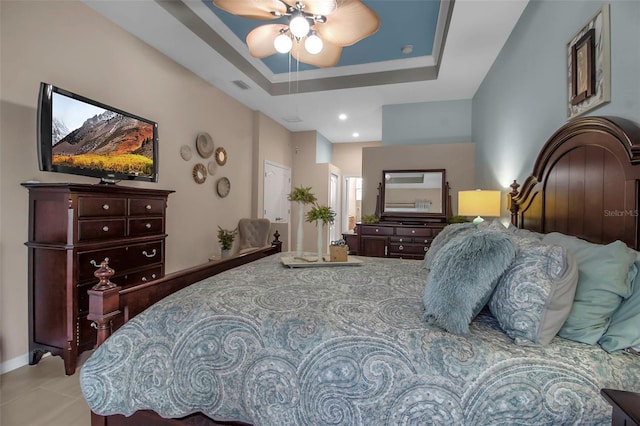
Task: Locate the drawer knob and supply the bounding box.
[90,257,109,267]
[141,277,148,282]
[142,249,157,258]
[399,238,403,242]
[411,230,415,234]
[102,226,109,232]
[145,223,152,229]
[375,229,379,233]
[151,273,157,279]
[424,247,428,252]
[399,245,404,250]
[102,204,109,210]
[146,204,152,210]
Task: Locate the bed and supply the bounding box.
[80,116,640,426]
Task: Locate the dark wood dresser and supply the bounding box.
[23,183,173,374]
[354,222,445,259]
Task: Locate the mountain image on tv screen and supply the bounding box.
[51,92,154,177]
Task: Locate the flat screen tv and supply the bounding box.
[37,82,158,184]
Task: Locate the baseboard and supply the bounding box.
[1,353,29,374]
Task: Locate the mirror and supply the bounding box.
[380,169,446,221]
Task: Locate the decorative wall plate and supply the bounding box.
[207,161,217,176]
[216,176,231,197]
[193,163,207,184]
[215,147,228,166]
[180,145,192,161]
[196,132,214,158]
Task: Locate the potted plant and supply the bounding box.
[362,214,379,224]
[217,226,237,258]
[306,203,336,262]
[288,186,317,256]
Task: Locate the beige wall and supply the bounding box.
[0,1,291,367]
[253,112,293,250]
[362,143,476,218]
[331,141,381,177]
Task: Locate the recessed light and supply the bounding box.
[352,132,359,138]
[401,45,413,54]
[338,113,347,120]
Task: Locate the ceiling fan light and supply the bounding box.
[304,33,323,54]
[289,12,310,38]
[274,33,292,53]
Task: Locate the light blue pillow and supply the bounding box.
[423,231,517,335]
[489,241,579,346]
[422,222,476,270]
[541,232,637,345]
[599,258,640,353]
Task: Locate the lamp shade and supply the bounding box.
[458,190,501,223]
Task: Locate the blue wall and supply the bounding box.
[316,132,332,163]
[473,0,640,190]
[382,99,472,145]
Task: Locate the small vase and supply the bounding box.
[296,200,304,257]
[316,222,324,262]
[221,249,231,259]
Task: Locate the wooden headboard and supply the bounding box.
[510,116,640,250]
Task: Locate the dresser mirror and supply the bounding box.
[380,169,447,222]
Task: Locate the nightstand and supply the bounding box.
[601,388,640,425]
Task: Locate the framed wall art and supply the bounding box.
[567,4,610,119]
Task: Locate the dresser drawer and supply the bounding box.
[129,218,164,236]
[129,198,165,216]
[77,241,163,283]
[390,236,414,243]
[396,227,432,237]
[77,265,163,314]
[78,197,126,217]
[127,241,164,268]
[360,226,394,236]
[77,219,126,241]
[389,243,429,255]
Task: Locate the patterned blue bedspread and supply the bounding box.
[80,254,640,425]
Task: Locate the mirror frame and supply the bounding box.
[380,169,447,222]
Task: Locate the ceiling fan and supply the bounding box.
[213,0,380,68]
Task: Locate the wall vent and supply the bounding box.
[283,116,303,123]
[232,80,250,90]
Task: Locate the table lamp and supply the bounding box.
[458,190,501,225]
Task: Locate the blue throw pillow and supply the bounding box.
[541,233,637,345]
[423,230,517,335]
[489,241,579,346]
[599,257,640,353]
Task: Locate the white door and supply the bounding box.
[329,172,339,243]
[264,161,291,223]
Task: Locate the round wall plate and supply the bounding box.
[192,163,207,184]
[180,145,192,161]
[215,147,227,166]
[207,161,217,176]
[216,176,230,197]
[196,132,214,159]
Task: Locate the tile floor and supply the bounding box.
[1,355,91,426]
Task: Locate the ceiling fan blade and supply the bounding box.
[316,0,380,46]
[301,0,337,16]
[212,0,286,20]
[292,40,342,68]
[246,24,287,58]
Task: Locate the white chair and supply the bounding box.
[236,218,272,255]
